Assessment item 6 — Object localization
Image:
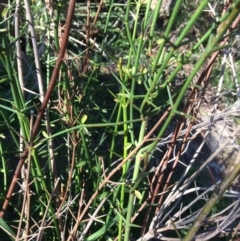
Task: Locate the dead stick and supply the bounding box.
[0,0,76,218]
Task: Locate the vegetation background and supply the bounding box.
[0,0,240,240]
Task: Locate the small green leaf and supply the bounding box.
[124,143,132,151]
[122,66,131,78]
[0,77,8,83]
[99,191,108,200]
[76,161,87,168]
[134,190,143,200]
[117,93,130,98]
[129,223,142,228]
[82,127,90,135]
[42,131,49,138]
[137,80,141,84]
[2,8,8,18]
[157,38,164,45]
[92,166,98,173]
[81,114,87,124]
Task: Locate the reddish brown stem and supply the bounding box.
[0,0,76,218]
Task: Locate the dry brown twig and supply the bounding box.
[0,0,76,218]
